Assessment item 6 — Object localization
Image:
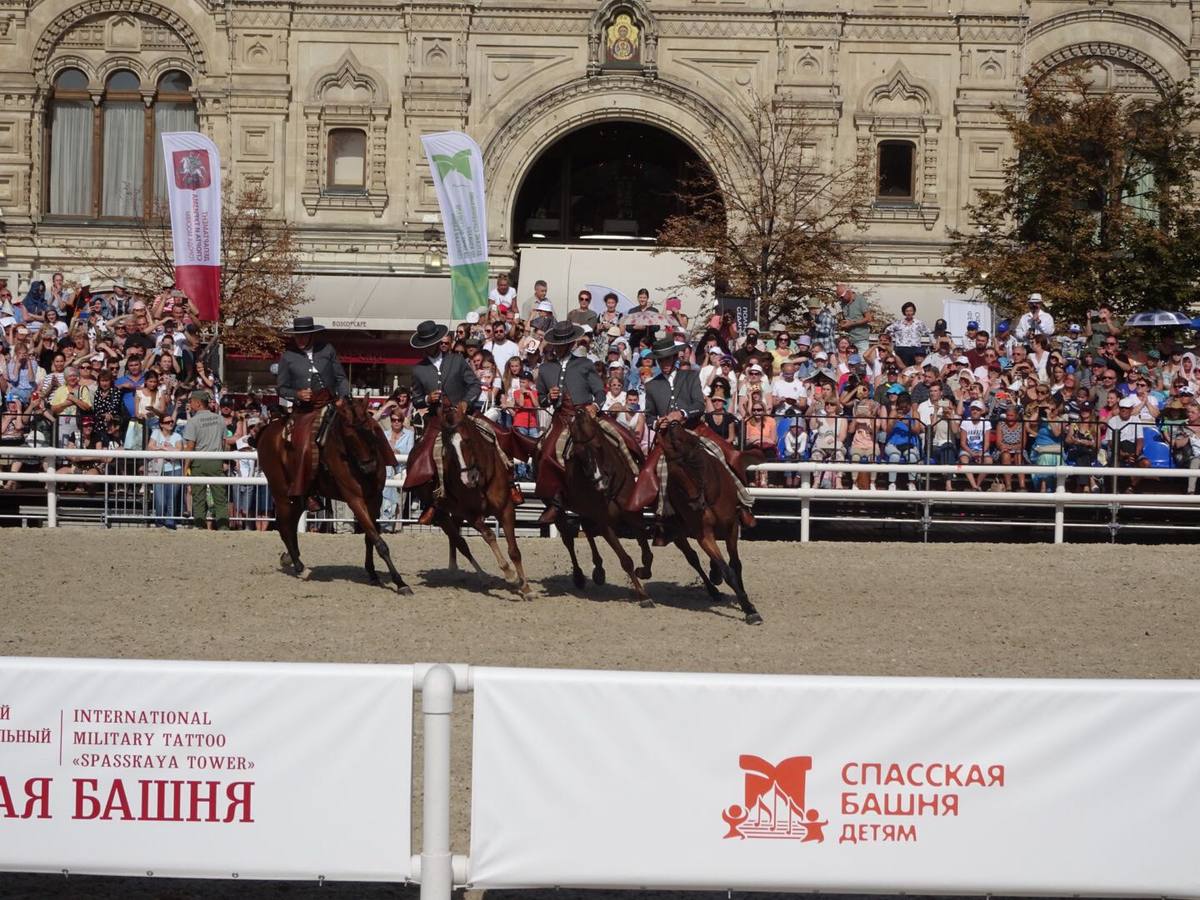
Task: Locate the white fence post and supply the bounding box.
[420,663,455,900]
[46,476,58,528]
[799,470,811,543]
[1054,479,1067,544]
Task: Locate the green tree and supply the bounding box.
[657,92,872,328]
[942,66,1200,324]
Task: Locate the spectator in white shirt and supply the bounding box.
[1015,293,1055,341]
[770,361,807,415]
[488,273,518,313]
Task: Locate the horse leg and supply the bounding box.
[697,528,760,625]
[581,522,606,586]
[474,517,520,592]
[440,515,485,576]
[497,504,532,600]
[672,534,722,602]
[276,496,305,578]
[364,533,380,587]
[633,524,654,580]
[600,524,652,607]
[725,527,761,625]
[559,516,586,589]
[345,491,412,595]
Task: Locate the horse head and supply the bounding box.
[336,398,382,478]
[568,409,610,493]
[441,401,482,488]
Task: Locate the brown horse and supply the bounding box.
[426,403,532,599]
[560,409,655,605]
[258,399,412,593]
[656,420,762,625]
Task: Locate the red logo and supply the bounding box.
[172,149,211,190]
[722,755,827,842]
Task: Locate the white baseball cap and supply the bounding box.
[535,300,553,312]
[970,400,986,410]
[1119,395,1137,408]
[813,350,829,361]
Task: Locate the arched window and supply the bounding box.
[45,66,197,219]
[101,69,143,216]
[47,69,92,215]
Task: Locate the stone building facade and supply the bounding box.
[0,0,1195,330]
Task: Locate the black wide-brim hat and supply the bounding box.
[410,320,449,349]
[650,337,685,359]
[544,321,585,346]
[282,316,326,335]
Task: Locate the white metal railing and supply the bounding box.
[1,446,1197,542]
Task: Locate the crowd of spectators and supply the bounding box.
[432,280,1200,495]
[4,270,1199,528]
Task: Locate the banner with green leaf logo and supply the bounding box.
[421,132,489,321]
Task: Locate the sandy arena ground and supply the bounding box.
[1,529,1197,900]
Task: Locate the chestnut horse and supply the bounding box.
[425,403,532,599]
[257,399,412,593]
[560,408,655,605]
[656,420,762,625]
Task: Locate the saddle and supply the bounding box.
[625,424,753,514]
[285,396,329,497]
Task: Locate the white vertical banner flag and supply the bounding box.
[420,131,489,320]
[0,657,413,881]
[470,668,1200,896]
[160,131,222,322]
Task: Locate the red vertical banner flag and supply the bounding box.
[161,131,222,321]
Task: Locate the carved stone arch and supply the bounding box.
[147,56,199,88]
[588,0,658,77]
[308,50,388,106]
[32,0,208,77]
[482,75,750,247]
[1028,43,1172,95]
[95,55,150,87]
[860,63,936,117]
[43,54,97,89]
[1028,10,1189,61]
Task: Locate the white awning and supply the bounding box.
[297,274,453,331]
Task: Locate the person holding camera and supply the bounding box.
[1015,293,1055,342]
[1026,393,1065,492]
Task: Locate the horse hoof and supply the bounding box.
[592,567,606,585]
[368,576,382,588]
[572,570,586,589]
[299,568,313,581]
[709,568,725,586]
[639,597,656,609]
[745,612,764,626]
[395,584,414,596]
[521,588,535,602]
[635,567,652,580]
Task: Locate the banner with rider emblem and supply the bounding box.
[468,668,1200,895]
[161,132,222,322]
[420,131,489,321]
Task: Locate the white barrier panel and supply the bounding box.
[469,668,1200,896]
[0,657,413,881]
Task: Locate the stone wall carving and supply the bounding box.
[1028,42,1173,93]
[302,51,389,216]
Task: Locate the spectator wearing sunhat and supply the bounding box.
[1015,293,1055,341]
[529,299,556,333]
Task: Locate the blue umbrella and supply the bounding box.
[1192,317,1200,330]
[1124,310,1195,328]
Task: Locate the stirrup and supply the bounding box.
[510,484,525,506]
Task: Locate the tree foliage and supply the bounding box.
[657,92,872,328]
[942,66,1200,323]
[86,185,308,356]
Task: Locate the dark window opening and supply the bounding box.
[513,122,713,245]
[877,140,915,200]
